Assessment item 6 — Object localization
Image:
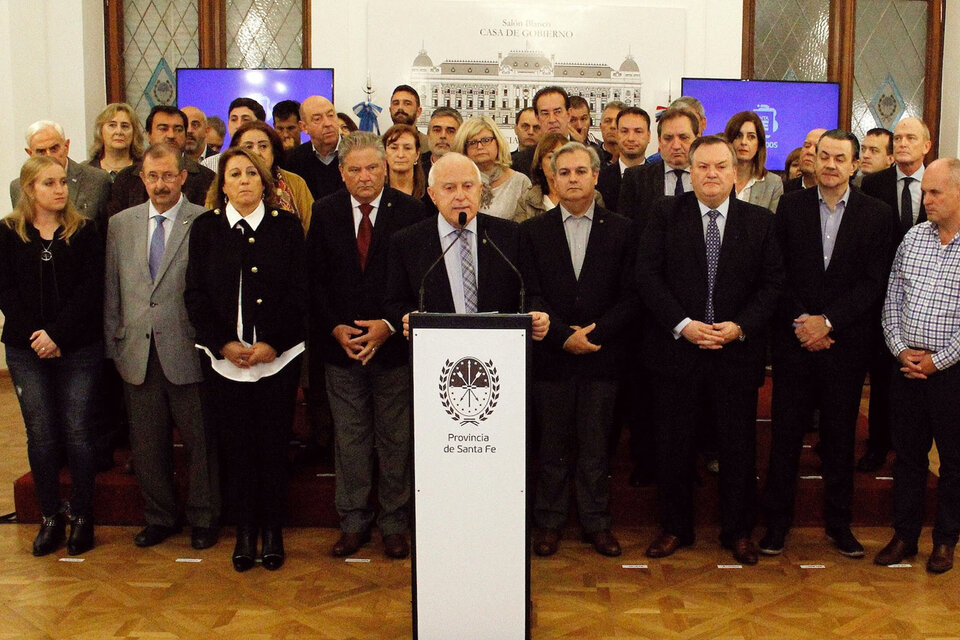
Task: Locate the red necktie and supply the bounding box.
[357,203,373,270]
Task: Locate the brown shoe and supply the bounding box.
[533,528,561,556]
[582,529,621,557]
[927,544,955,574]
[725,537,759,566]
[382,533,409,559]
[331,530,371,557]
[873,535,918,566]
[645,533,690,558]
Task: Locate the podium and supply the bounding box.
[409,313,532,640]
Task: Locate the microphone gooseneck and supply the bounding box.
[482,229,526,313]
[418,211,469,312]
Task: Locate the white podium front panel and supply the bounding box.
[411,321,528,640]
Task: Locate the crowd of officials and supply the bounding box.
[2,82,959,576]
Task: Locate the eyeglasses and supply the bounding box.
[141,172,181,184]
[465,136,496,149]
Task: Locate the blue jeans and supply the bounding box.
[6,341,103,518]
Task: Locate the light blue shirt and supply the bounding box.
[146,193,184,259]
[663,163,691,195]
[560,202,595,280]
[818,186,851,269]
[438,214,479,314]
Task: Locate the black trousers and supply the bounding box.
[764,350,866,531]
[203,358,300,527]
[652,360,759,545]
[890,363,960,547]
[865,333,894,453]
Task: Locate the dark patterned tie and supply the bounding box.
[674,169,686,196]
[357,203,373,270]
[900,177,914,231]
[705,210,721,324]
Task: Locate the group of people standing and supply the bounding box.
[2,81,957,579]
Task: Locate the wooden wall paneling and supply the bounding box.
[199,0,226,68]
[302,0,311,68]
[924,0,945,160]
[104,0,125,103]
[741,0,755,79]
[827,0,855,131]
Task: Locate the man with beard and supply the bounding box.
[389,85,429,152]
[181,106,213,162]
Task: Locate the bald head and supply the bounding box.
[921,157,960,231]
[893,117,932,174]
[427,152,483,227]
[798,128,827,179]
[299,95,339,153]
[181,106,207,158]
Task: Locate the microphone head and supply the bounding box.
[458,211,467,227]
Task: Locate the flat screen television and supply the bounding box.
[680,78,840,170]
[176,68,335,147]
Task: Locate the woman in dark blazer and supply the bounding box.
[0,156,104,556]
[185,147,306,572]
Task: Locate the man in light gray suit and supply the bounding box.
[104,143,219,550]
[10,120,111,228]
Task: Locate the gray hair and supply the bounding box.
[25,120,65,147]
[550,142,601,174]
[338,130,386,166]
[670,96,705,120]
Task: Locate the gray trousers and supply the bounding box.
[325,361,411,536]
[533,378,618,533]
[124,345,219,528]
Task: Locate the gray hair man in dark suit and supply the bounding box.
[104,143,219,551]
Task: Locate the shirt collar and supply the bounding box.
[350,190,384,211]
[664,162,689,174]
[312,140,339,162]
[897,163,925,182]
[225,200,266,232]
[560,201,595,222]
[817,186,851,209]
[148,193,185,222]
[438,212,478,238]
[697,197,730,218]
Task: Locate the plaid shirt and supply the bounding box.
[883,221,960,370]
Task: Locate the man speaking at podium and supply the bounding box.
[385,152,549,340]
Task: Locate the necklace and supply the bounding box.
[40,238,54,262]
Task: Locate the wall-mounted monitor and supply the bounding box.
[681,78,840,170]
[176,68,335,147]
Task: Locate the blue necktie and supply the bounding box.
[149,215,165,281]
[674,169,686,196]
[705,210,721,324]
[459,229,478,313]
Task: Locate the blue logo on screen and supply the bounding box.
[754,104,779,135]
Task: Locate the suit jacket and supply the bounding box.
[10,158,111,228]
[104,199,204,386]
[521,205,639,380]
[511,146,535,177]
[617,160,667,230]
[597,163,622,214]
[860,165,926,240]
[772,187,894,364]
[636,193,783,387]
[184,207,306,358]
[307,187,427,368]
[782,175,806,193]
[106,157,214,218]
[385,213,524,330]
[278,141,344,201]
[744,173,784,213]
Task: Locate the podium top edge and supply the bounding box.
[409,313,532,331]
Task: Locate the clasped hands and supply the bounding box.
[220,341,277,368]
[681,320,742,349]
[333,319,391,365]
[897,347,937,379]
[794,314,834,351]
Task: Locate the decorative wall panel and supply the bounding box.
[754,0,830,81]
[226,0,303,68]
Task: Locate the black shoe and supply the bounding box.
[190,526,220,550]
[32,514,66,557]
[261,527,285,570]
[134,524,181,548]
[628,464,656,488]
[67,517,94,555]
[826,527,865,558]
[758,526,787,556]
[232,526,258,572]
[856,448,889,473]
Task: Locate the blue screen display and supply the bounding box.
[176,68,335,147]
[681,78,840,170]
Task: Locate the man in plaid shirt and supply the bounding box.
[876,157,960,574]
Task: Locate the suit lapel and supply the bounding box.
[132,204,153,284]
[826,189,859,275]
[66,159,82,203]
[369,188,393,261]
[428,224,456,312]
[683,196,708,277]
[545,209,579,289]
[153,204,198,287]
[715,197,743,283]
[577,207,605,287]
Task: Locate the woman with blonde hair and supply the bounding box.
[0,155,104,557]
[382,124,425,199]
[454,115,531,220]
[88,102,144,176]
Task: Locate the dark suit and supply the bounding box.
[597,163,623,214]
[782,175,806,193]
[185,207,306,526]
[636,193,783,544]
[511,146,535,178]
[857,166,924,457]
[763,187,894,533]
[278,141,344,200]
[617,160,669,229]
[385,213,524,327]
[307,187,426,535]
[106,157,214,218]
[522,205,639,532]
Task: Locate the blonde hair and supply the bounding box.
[6,156,86,243]
[89,103,145,162]
[453,116,512,168]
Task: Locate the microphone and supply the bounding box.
[482,229,526,313]
[418,211,468,312]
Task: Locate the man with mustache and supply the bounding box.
[389,85,430,153]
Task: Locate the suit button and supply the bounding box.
[256,299,263,305]
[150,302,157,307]
[248,237,255,244]
[251,266,258,273]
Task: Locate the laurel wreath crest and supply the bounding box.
[438,358,500,425]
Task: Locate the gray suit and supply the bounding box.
[10,158,111,226]
[104,198,218,528]
[743,173,784,213]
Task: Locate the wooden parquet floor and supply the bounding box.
[1,377,959,639]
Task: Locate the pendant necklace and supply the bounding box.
[40,238,53,262]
